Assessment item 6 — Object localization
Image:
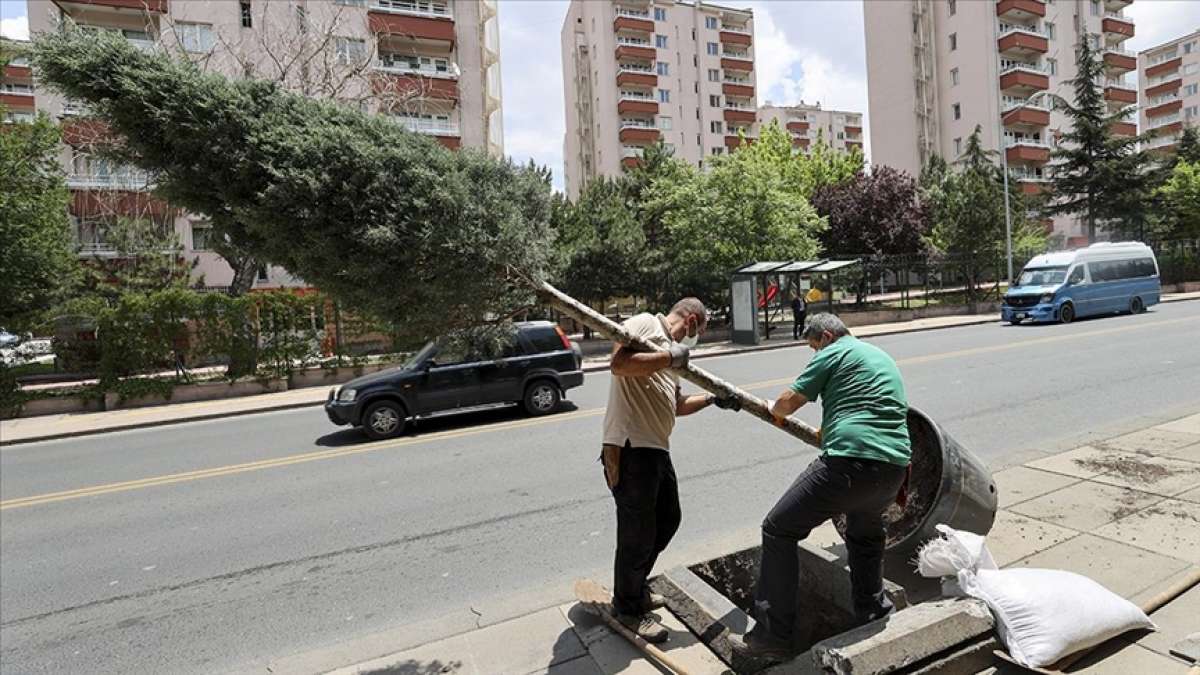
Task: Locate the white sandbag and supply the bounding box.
[959,567,1155,668]
[917,523,997,578]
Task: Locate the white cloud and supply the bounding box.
[1125,0,1200,53]
[1,15,30,41]
[745,2,804,105]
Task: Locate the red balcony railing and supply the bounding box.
[369,12,455,44]
[718,31,752,47]
[996,0,1045,20]
[1145,57,1182,79]
[1145,99,1182,118]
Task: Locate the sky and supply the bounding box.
[5,0,1199,192]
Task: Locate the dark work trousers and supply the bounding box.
[610,444,681,616]
[754,454,907,643]
[792,310,807,340]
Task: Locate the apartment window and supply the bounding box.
[706,68,719,82]
[192,222,214,250]
[654,7,667,21]
[1090,33,1101,48]
[1187,106,1199,120]
[711,147,723,155]
[709,94,721,107]
[240,1,252,28]
[949,33,957,51]
[950,68,959,86]
[177,22,215,52]
[655,34,668,48]
[1090,0,1100,16]
[1048,58,1057,76]
[658,116,673,130]
[1185,84,1199,96]
[257,267,269,283]
[656,61,669,75]
[335,37,366,65]
[705,16,718,30]
[837,131,845,140]
[710,120,723,133]
[1185,41,1196,55]
[1184,63,1200,76]
[706,42,719,56]
[1045,22,1054,39]
[954,137,962,156]
[948,0,955,16]
[658,89,670,103]
[952,102,961,120]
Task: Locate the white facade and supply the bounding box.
[25,0,502,289]
[561,0,757,199]
[865,0,1138,246]
[1139,28,1200,154]
[757,102,863,154]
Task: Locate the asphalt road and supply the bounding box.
[3,301,1200,674]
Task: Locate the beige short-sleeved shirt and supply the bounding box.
[602,313,680,451]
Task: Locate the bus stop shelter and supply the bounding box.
[730,259,862,346]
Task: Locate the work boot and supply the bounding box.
[728,628,798,667]
[854,594,896,627]
[614,611,669,644]
[643,590,667,610]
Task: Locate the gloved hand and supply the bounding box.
[708,394,741,412]
[667,343,690,369]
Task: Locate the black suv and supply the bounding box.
[325,321,584,439]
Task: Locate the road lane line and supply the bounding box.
[4,314,1195,510]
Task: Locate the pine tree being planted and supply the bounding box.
[31,30,554,342]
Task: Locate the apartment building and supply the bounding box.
[1139,28,1200,155]
[561,0,757,199]
[1,39,37,124]
[26,0,502,289]
[757,102,863,154]
[865,0,1138,245]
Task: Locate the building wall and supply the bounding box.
[1138,28,1200,154]
[757,103,863,154]
[865,0,1139,245]
[26,0,502,288]
[561,0,757,199]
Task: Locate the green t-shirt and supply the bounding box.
[791,336,911,466]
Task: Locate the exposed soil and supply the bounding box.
[1073,455,1174,484]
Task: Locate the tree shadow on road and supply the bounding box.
[360,658,464,675]
[314,401,581,447]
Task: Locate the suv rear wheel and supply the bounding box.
[362,400,407,440]
[523,381,560,416]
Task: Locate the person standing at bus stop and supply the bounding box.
[732,313,911,663]
[790,289,807,340]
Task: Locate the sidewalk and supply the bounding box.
[5,292,1198,446]
[319,410,1200,675]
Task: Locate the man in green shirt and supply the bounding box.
[732,313,911,663]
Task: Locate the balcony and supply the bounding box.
[1103,83,1137,105]
[390,115,460,149]
[1146,77,1182,99]
[67,171,152,190]
[725,134,755,149]
[617,98,658,115]
[1005,137,1051,163]
[1146,99,1183,119]
[1101,13,1134,41]
[722,82,754,99]
[614,44,656,61]
[721,57,753,73]
[375,56,459,80]
[844,140,862,150]
[1150,113,1182,129]
[1003,103,1050,128]
[615,65,656,88]
[1145,57,1182,80]
[1102,48,1136,73]
[1110,121,1137,136]
[793,136,810,149]
[4,64,32,79]
[619,125,660,144]
[613,14,654,33]
[369,5,455,45]
[997,23,1049,56]
[621,146,644,169]
[719,30,752,48]
[0,93,34,109]
[371,0,452,19]
[723,107,756,124]
[58,0,168,12]
[786,121,809,133]
[999,62,1050,94]
[996,0,1045,20]
[1105,0,1132,9]
[845,125,862,136]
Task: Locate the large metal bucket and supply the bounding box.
[837,406,998,554]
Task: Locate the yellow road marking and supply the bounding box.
[4,314,1195,511]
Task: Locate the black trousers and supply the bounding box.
[754,454,907,643]
[610,445,681,616]
[792,310,806,339]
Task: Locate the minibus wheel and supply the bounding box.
[1059,303,1075,324]
[1130,296,1144,314]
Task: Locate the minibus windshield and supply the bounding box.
[1016,266,1068,287]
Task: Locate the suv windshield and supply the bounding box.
[1017,266,1068,287]
[403,341,437,370]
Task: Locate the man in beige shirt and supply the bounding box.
[602,297,740,642]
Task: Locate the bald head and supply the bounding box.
[669,297,707,327]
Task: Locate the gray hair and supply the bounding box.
[669,297,708,325]
[800,313,850,340]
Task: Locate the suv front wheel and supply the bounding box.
[362,400,407,440]
[523,381,561,416]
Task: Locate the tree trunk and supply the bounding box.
[227,254,260,297]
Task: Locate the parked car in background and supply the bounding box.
[1002,242,1160,325]
[325,321,584,439]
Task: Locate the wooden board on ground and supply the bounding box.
[574,579,695,675]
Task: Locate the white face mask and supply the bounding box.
[681,333,699,349]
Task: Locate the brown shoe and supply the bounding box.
[615,611,669,644]
[728,629,798,665]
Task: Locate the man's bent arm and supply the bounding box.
[676,393,712,416]
[770,389,808,420]
[611,346,672,377]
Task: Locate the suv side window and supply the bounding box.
[525,327,565,354]
[1067,265,1085,285]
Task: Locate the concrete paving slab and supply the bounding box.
[559,602,726,675]
[992,466,1080,509]
[1158,413,1200,436]
[1093,498,1200,564]
[1129,564,1200,608]
[1085,454,1200,498]
[1129,586,1200,658]
[1023,445,1131,480]
[1155,442,1200,465]
[1010,534,1192,598]
[1008,480,1165,531]
[1100,427,1200,456]
[1176,486,1200,504]
[464,607,585,674]
[986,509,1080,567]
[338,633,476,675]
[1069,637,1192,674]
[540,656,606,675]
